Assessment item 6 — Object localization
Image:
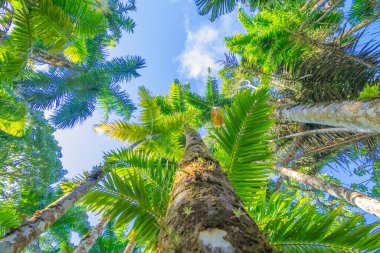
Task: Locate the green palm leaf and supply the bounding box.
[252,192,380,252]
[212,87,274,207]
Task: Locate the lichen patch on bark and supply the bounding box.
[199,228,233,252]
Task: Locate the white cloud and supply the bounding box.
[177,15,240,82]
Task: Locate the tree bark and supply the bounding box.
[275,127,373,141]
[273,166,380,217]
[310,0,326,12]
[73,217,109,253]
[157,128,272,253]
[275,100,380,133]
[123,242,136,253]
[31,48,76,69]
[0,168,103,253]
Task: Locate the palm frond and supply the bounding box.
[94,121,150,143]
[212,87,274,207]
[0,204,22,237]
[252,192,380,252]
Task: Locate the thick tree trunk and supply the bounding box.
[0,168,103,253]
[123,242,136,253]
[157,128,272,253]
[73,217,109,253]
[273,166,380,217]
[275,100,380,133]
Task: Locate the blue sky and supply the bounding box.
[54,0,242,179]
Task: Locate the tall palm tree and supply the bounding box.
[0,0,137,81]
[19,44,145,128]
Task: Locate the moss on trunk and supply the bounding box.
[157,128,272,253]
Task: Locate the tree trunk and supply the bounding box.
[0,168,103,253]
[0,137,149,252]
[275,127,373,141]
[310,0,326,12]
[275,100,380,133]
[31,48,76,69]
[73,217,109,253]
[274,131,305,191]
[157,128,272,253]
[273,166,380,217]
[123,242,136,253]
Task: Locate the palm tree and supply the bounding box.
[0,87,196,252]
[19,49,145,128]
[0,0,136,81]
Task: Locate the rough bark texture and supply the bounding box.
[73,217,109,253]
[0,168,103,253]
[275,100,380,133]
[274,166,380,217]
[157,128,272,253]
[123,242,136,253]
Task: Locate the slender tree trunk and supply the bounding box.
[71,137,151,252]
[73,217,109,253]
[273,166,380,217]
[275,127,373,141]
[123,242,136,253]
[274,127,306,191]
[31,48,76,69]
[301,0,314,10]
[310,0,326,12]
[157,128,272,252]
[0,168,103,253]
[275,100,380,133]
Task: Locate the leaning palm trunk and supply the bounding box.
[0,137,149,253]
[70,137,153,252]
[275,100,380,133]
[123,242,136,253]
[73,216,110,253]
[0,168,103,253]
[157,128,272,252]
[274,166,380,217]
[31,48,76,69]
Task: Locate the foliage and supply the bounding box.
[194,0,271,21]
[211,88,274,207]
[358,84,380,100]
[19,54,145,128]
[253,192,380,252]
[95,86,197,162]
[82,150,175,251]
[0,86,27,136]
